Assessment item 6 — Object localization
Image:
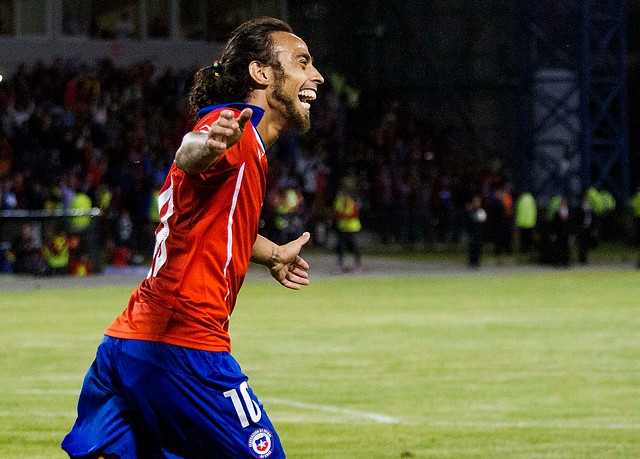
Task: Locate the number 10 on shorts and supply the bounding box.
[223,381,262,427]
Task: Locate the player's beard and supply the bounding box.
[272,71,311,133]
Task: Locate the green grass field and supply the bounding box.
[1,268,639,458]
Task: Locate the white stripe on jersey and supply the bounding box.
[147,177,175,278]
[223,163,246,300]
[252,125,266,158]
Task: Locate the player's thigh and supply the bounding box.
[61,339,150,459]
[117,343,285,458]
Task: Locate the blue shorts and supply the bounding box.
[61,336,285,459]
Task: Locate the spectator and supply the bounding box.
[549,196,571,267]
[333,175,362,274]
[116,209,133,249]
[574,192,594,264]
[466,194,487,268]
[0,178,18,209]
[515,191,537,253]
[69,188,92,231]
[272,180,305,245]
[70,252,93,276]
[11,223,47,275]
[490,182,514,262]
[42,229,70,275]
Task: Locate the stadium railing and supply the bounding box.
[0,208,103,274]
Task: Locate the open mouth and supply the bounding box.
[298,89,317,110]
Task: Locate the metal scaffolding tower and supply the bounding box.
[518,0,630,205]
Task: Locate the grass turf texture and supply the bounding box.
[1,270,639,458]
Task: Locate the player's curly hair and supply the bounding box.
[188,17,293,116]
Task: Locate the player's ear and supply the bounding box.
[248,61,272,87]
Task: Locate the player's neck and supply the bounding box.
[255,111,286,149]
[245,95,285,149]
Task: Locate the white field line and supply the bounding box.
[265,398,640,430]
[263,397,402,424]
[13,390,400,424]
[10,390,640,431]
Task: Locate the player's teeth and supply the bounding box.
[298,89,316,100]
[301,101,310,110]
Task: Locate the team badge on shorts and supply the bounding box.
[248,428,274,458]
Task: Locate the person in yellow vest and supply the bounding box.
[333,176,362,274]
[69,190,93,257]
[69,190,93,234]
[630,186,640,269]
[42,230,70,275]
[515,192,537,253]
[70,253,93,276]
[273,183,304,245]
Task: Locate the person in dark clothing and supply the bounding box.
[12,223,47,275]
[550,197,571,267]
[466,195,487,268]
[574,193,594,264]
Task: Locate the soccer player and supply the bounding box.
[62,17,324,459]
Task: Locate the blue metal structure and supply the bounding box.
[518,0,630,205]
[581,0,630,204]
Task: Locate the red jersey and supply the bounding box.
[106,104,267,352]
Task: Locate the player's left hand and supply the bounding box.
[206,108,253,153]
[269,232,311,290]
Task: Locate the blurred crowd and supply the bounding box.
[0,58,191,274]
[0,58,638,275]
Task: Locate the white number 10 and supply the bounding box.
[223,381,262,428]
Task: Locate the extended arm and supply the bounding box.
[175,108,252,174]
[251,233,311,290]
